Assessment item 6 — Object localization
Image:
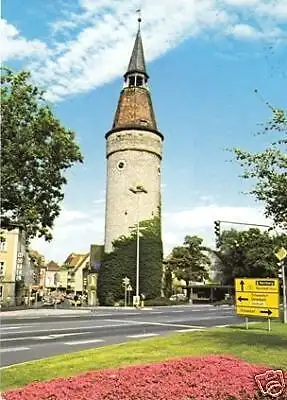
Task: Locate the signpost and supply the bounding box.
[122,277,130,307]
[235,278,280,331]
[275,246,287,324]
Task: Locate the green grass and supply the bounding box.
[1,321,287,392]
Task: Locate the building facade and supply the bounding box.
[0,224,32,305]
[104,18,164,252]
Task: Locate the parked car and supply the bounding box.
[169,294,186,301]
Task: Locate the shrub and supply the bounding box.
[98,216,163,305]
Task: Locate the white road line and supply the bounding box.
[3,332,91,342]
[104,319,205,329]
[175,328,204,332]
[126,333,159,338]
[92,313,112,317]
[171,310,184,313]
[64,339,105,345]
[149,312,163,314]
[0,322,139,336]
[0,347,30,353]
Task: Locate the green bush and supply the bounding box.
[98,216,163,305]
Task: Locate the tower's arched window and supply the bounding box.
[129,76,135,86]
[136,76,143,86]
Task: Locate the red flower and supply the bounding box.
[3,356,286,400]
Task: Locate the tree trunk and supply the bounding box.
[186,283,193,303]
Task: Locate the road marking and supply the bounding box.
[103,319,205,329]
[3,332,91,342]
[171,310,184,313]
[92,313,112,317]
[0,326,32,330]
[0,347,30,353]
[175,328,205,332]
[64,339,105,345]
[0,322,139,336]
[126,333,159,338]
[149,312,163,314]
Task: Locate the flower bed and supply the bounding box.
[3,355,286,400]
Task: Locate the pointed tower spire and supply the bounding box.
[124,12,148,79]
[106,12,164,137]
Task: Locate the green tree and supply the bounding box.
[1,68,83,240]
[167,236,210,301]
[97,216,163,305]
[216,228,287,285]
[233,108,287,230]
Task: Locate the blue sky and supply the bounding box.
[2,0,286,264]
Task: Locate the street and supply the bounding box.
[0,305,243,367]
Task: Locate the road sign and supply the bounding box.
[275,247,287,261]
[236,306,280,318]
[235,278,279,293]
[236,292,278,308]
[235,278,279,319]
[122,277,130,286]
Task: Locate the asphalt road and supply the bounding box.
[0,305,242,367]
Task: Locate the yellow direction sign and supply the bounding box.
[235,278,279,319]
[275,246,287,261]
[236,306,279,319]
[236,292,279,309]
[235,278,279,293]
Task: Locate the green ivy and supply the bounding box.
[97,216,163,305]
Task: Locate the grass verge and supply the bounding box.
[1,321,287,392]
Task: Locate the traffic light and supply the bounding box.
[214,220,221,248]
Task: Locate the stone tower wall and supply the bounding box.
[104,129,162,253]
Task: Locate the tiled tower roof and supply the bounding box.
[111,87,157,131]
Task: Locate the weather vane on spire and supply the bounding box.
[136,8,142,27]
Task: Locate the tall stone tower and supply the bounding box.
[104,17,164,253]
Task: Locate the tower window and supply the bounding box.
[129,76,135,86]
[117,160,126,170]
[158,167,161,175]
[136,76,143,86]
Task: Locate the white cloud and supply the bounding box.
[31,203,272,263]
[31,207,104,264]
[162,204,272,256]
[93,198,105,204]
[0,19,47,62]
[2,0,286,101]
[230,23,261,39]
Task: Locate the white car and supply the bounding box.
[169,294,186,301]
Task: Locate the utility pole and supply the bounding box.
[129,185,148,307]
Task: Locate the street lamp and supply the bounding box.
[129,185,148,307]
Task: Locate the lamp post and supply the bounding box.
[129,185,148,307]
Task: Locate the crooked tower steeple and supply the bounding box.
[106,16,163,138]
[124,17,149,82]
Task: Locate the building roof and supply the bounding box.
[124,25,148,78]
[63,253,89,270]
[46,261,60,271]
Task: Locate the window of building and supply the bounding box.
[158,167,161,175]
[129,76,135,86]
[0,261,5,276]
[117,160,126,170]
[0,234,7,252]
[0,286,3,300]
[136,76,143,86]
